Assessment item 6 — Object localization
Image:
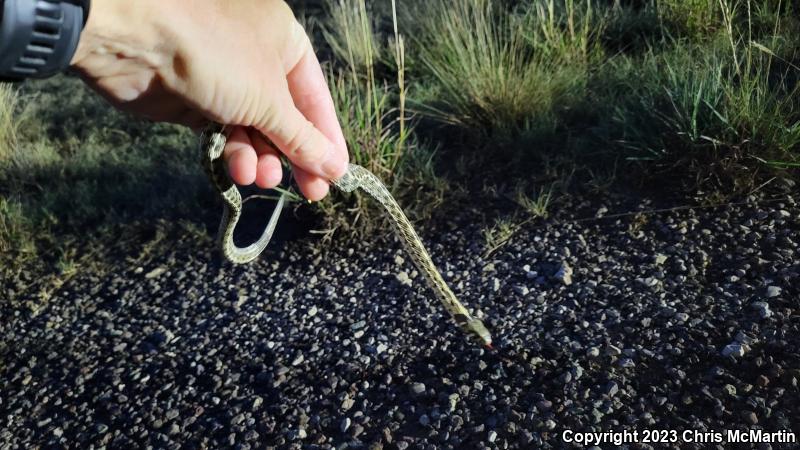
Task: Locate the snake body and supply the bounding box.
[201,124,288,264]
[201,125,492,347]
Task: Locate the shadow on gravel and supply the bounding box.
[1,190,799,449]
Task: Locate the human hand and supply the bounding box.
[71,0,348,201]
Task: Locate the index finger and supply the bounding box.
[285,45,349,179]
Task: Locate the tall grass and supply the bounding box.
[657,0,720,39]
[322,0,385,73]
[407,0,598,139]
[0,83,23,161]
[318,0,443,230]
[603,0,800,191]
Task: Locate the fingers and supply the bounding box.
[293,166,331,201]
[224,126,286,190]
[286,42,348,169]
[258,34,349,190]
[223,127,257,185]
[248,129,283,189]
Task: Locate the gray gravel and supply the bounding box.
[1,193,799,449]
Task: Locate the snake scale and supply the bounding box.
[201,124,492,347]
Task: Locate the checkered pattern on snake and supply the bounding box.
[201,124,492,347]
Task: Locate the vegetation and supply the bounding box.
[1,0,798,286]
[601,0,800,192]
[404,0,599,139]
[316,0,445,234]
[0,77,205,294]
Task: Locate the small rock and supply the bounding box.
[722,384,737,396]
[419,414,430,426]
[341,396,355,411]
[145,267,167,279]
[618,358,635,368]
[340,417,351,433]
[751,302,772,319]
[396,272,412,286]
[722,343,746,358]
[766,286,782,298]
[512,285,529,296]
[742,411,758,425]
[605,381,619,397]
[487,430,498,443]
[605,344,622,357]
[554,262,573,286]
[448,393,460,412]
[410,382,426,395]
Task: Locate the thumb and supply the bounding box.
[257,84,347,181]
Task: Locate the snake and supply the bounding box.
[201,124,492,348]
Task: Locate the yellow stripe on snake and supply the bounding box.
[201,124,492,348]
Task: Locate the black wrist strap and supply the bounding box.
[62,0,90,29]
[0,0,91,82]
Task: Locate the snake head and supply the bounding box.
[467,317,493,349]
[454,313,492,348]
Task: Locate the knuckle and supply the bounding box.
[285,118,319,161]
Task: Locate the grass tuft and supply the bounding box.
[406,0,600,143]
[316,0,443,234]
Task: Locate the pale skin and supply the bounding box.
[70,0,349,201]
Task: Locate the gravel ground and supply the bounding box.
[1,193,799,449]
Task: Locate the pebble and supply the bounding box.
[554,262,573,285]
[751,302,772,319]
[512,285,529,296]
[605,381,620,397]
[722,343,746,358]
[410,382,426,395]
[766,286,782,298]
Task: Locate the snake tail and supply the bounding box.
[333,164,492,347]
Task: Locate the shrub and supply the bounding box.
[406,0,598,141]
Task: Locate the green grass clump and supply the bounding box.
[405,0,599,142]
[0,83,20,155]
[317,0,444,233]
[657,0,720,39]
[602,4,800,192]
[321,0,386,73]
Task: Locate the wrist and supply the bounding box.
[71,0,177,76]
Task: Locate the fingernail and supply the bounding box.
[322,151,347,179]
